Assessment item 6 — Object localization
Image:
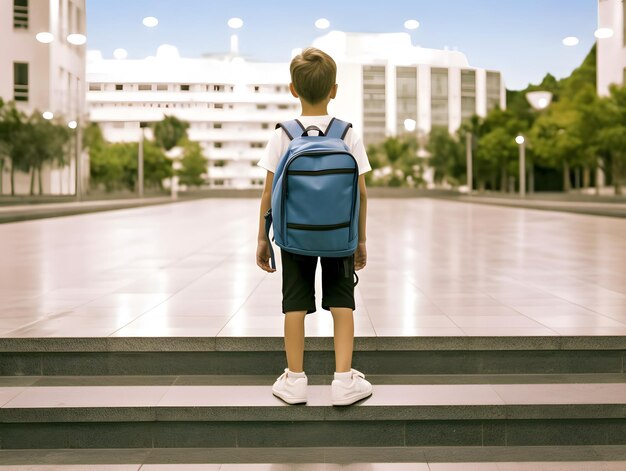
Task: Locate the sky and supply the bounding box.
[86,0,598,91]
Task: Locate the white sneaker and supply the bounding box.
[331,368,373,406]
[272,368,307,404]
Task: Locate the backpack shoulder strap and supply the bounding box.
[275,120,305,141]
[325,118,352,140]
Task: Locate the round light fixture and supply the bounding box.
[404,19,420,30]
[113,48,128,59]
[36,32,54,43]
[42,111,54,120]
[143,16,159,28]
[515,135,525,145]
[562,36,579,46]
[227,17,244,29]
[67,33,87,45]
[403,119,416,132]
[315,18,330,29]
[68,120,77,129]
[594,27,614,39]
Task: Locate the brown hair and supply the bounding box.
[290,47,337,105]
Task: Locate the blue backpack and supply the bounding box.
[264,118,360,270]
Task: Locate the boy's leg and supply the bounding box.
[280,249,317,373]
[284,311,306,372]
[330,307,354,372]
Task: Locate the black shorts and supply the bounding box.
[281,248,357,314]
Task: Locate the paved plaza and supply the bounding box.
[1,197,625,338]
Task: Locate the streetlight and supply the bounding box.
[142,16,159,28]
[516,135,526,197]
[315,18,330,30]
[36,31,87,200]
[525,90,553,193]
[404,19,420,30]
[228,17,244,55]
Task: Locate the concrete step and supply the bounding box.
[1,378,625,449]
[1,445,626,468]
[1,336,625,376]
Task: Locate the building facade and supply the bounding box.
[314,32,506,146]
[86,46,299,189]
[597,0,626,97]
[87,32,505,189]
[0,0,87,195]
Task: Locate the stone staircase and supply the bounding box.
[0,335,625,466]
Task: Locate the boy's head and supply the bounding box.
[289,47,337,105]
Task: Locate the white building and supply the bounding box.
[0,0,87,195]
[316,31,505,145]
[597,0,625,96]
[87,32,505,189]
[86,45,299,189]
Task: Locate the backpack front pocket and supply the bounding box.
[286,222,350,252]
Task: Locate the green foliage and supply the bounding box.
[178,140,208,187]
[0,102,70,195]
[366,134,424,187]
[89,141,172,192]
[427,127,462,184]
[152,115,189,151]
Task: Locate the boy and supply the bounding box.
[256,47,372,406]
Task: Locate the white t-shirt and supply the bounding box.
[257,115,372,175]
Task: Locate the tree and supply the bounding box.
[365,135,423,187]
[529,100,582,192]
[178,140,208,187]
[596,85,626,195]
[152,115,189,151]
[0,101,27,195]
[426,126,462,186]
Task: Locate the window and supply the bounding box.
[256,104,267,110]
[214,103,223,109]
[486,71,501,111]
[213,123,222,129]
[13,0,28,29]
[115,84,123,91]
[214,142,223,148]
[396,66,417,135]
[213,179,224,186]
[157,84,168,91]
[261,123,269,129]
[278,104,288,110]
[250,142,264,148]
[254,86,260,92]
[362,65,386,145]
[214,160,225,167]
[431,68,449,127]
[89,83,102,91]
[181,84,190,91]
[138,84,152,91]
[213,85,223,92]
[112,122,125,129]
[13,62,28,102]
[460,69,476,120]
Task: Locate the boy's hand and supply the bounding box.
[256,240,276,273]
[354,242,367,271]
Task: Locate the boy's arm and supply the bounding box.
[355,174,367,270]
[257,171,276,273]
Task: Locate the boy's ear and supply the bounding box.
[289,83,299,98]
[329,84,338,100]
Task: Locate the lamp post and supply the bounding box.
[466,132,473,193]
[227,17,243,56]
[36,31,86,200]
[515,135,526,198]
[525,91,552,194]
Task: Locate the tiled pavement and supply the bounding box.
[0,198,625,338]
